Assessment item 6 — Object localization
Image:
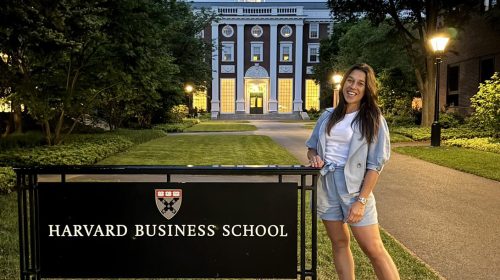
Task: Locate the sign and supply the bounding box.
[38,182,297,278]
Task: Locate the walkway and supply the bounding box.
[248,120,500,280]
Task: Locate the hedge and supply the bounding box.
[390,127,493,141]
[0,129,165,194]
[444,137,500,154]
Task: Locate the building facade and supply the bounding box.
[439,1,500,115]
[190,0,333,119]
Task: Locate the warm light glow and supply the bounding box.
[429,35,450,53]
[0,52,8,63]
[332,74,342,85]
[185,85,193,93]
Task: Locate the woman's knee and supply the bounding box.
[330,235,350,251]
[359,240,386,260]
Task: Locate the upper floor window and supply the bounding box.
[281,25,293,38]
[251,25,263,38]
[222,25,234,38]
[280,43,293,62]
[308,43,320,63]
[196,30,204,39]
[251,42,263,62]
[480,57,495,83]
[222,42,234,62]
[309,23,319,39]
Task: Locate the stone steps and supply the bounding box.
[216,112,306,120]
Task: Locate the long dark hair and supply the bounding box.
[326,63,381,144]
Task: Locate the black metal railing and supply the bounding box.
[15,165,319,280]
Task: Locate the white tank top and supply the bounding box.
[324,111,358,165]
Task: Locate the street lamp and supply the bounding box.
[332,73,343,108]
[184,84,194,117]
[429,34,450,147]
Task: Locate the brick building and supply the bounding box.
[190,0,333,119]
[439,2,500,115]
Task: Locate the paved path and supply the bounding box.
[248,120,500,280]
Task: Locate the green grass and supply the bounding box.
[390,133,413,143]
[394,146,500,181]
[184,121,257,132]
[0,192,18,279]
[1,134,442,279]
[98,135,298,165]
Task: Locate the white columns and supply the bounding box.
[211,23,220,119]
[293,22,304,112]
[269,23,278,112]
[236,24,245,113]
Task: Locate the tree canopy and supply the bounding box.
[326,0,482,126]
[0,0,213,144]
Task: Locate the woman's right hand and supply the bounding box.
[308,154,324,169]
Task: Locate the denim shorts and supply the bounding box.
[317,166,378,227]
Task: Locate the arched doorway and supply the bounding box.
[245,65,269,114]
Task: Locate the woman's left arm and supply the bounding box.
[346,117,390,224]
[346,170,379,223]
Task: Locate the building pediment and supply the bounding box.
[245,65,269,78]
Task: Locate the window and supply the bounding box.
[280,43,292,62]
[222,25,234,38]
[196,30,204,39]
[308,44,320,63]
[221,42,234,62]
[251,42,263,62]
[251,25,263,38]
[480,58,495,83]
[193,90,207,111]
[447,66,459,92]
[280,25,293,38]
[309,23,319,39]
[305,79,320,110]
[447,66,459,106]
[278,79,293,113]
[220,79,235,113]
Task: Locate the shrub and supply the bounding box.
[154,119,200,133]
[166,105,189,123]
[0,131,45,149]
[470,72,500,137]
[444,137,500,154]
[0,167,15,194]
[390,126,493,141]
[440,112,465,129]
[306,108,322,121]
[0,129,165,193]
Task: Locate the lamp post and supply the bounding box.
[429,35,450,147]
[332,73,343,108]
[185,84,194,117]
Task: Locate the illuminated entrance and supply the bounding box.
[245,79,268,114]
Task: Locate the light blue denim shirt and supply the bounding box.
[306,108,391,194]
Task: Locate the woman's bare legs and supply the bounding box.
[351,224,400,280]
[323,220,355,280]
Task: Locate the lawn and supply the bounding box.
[184,121,257,132]
[1,134,441,279]
[393,146,500,181]
[98,135,297,165]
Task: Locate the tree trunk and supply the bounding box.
[421,57,436,127]
[53,110,65,145]
[43,120,52,146]
[12,102,22,133]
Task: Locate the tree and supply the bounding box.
[327,0,479,126]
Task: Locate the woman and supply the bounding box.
[306,63,399,279]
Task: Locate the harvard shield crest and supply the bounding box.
[155,189,182,220]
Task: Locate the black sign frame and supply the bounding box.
[15,165,319,280]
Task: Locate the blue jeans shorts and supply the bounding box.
[317,166,378,227]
